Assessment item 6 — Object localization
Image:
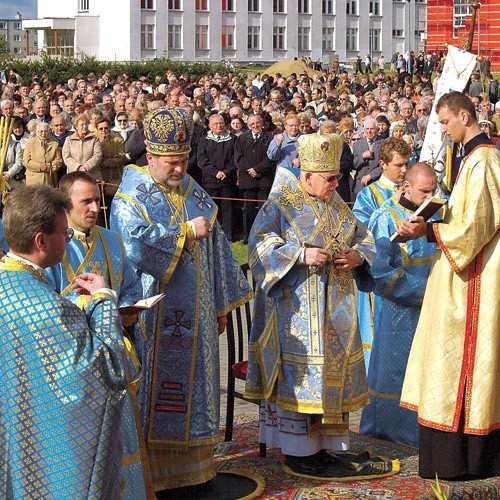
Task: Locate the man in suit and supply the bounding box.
[352,118,381,197]
[234,114,276,243]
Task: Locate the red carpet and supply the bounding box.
[217,414,500,499]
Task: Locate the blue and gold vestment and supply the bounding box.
[110,165,253,490]
[47,226,150,499]
[352,178,399,370]
[0,256,128,499]
[359,195,436,447]
[245,167,375,435]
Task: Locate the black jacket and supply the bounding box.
[234,131,276,190]
[197,134,236,189]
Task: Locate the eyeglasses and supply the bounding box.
[315,172,343,183]
[60,227,74,240]
[480,123,490,128]
[117,119,128,123]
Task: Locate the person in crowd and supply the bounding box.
[0,185,139,498]
[23,121,63,187]
[111,111,137,156]
[398,91,499,480]
[27,99,51,123]
[376,115,390,139]
[197,113,237,241]
[230,116,245,137]
[353,137,412,369]
[245,132,375,477]
[234,113,276,243]
[478,119,498,145]
[267,113,302,169]
[352,117,381,197]
[94,117,127,199]
[1,117,25,189]
[322,119,353,203]
[110,107,252,494]
[360,162,438,447]
[63,114,103,180]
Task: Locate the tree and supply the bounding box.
[0,35,8,54]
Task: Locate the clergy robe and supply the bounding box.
[110,165,253,490]
[401,144,500,477]
[352,178,399,370]
[360,194,436,447]
[245,167,375,454]
[47,226,151,499]
[0,256,128,499]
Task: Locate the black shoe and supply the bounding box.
[284,454,326,475]
[313,449,340,466]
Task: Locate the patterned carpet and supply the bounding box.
[216,415,500,499]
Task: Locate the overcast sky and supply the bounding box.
[0,0,37,20]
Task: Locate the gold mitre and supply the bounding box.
[297,132,343,172]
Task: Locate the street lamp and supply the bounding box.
[369,12,374,64]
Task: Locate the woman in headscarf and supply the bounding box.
[23,121,62,186]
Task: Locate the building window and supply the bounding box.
[248,25,260,49]
[392,29,403,37]
[222,25,234,49]
[273,26,286,49]
[298,27,310,50]
[141,0,154,9]
[322,0,334,14]
[346,0,357,15]
[273,0,285,13]
[141,24,155,49]
[298,0,309,13]
[78,0,89,12]
[168,0,181,9]
[13,35,21,42]
[168,24,182,49]
[13,22,21,30]
[195,24,208,49]
[196,0,208,10]
[248,0,259,12]
[453,0,470,38]
[222,0,234,10]
[346,28,357,50]
[369,0,380,15]
[45,29,75,56]
[0,23,6,30]
[322,27,334,51]
[370,28,380,51]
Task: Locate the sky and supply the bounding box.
[0,0,37,19]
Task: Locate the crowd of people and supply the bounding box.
[0,55,498,497]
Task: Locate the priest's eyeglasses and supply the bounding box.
[315,173,343,183]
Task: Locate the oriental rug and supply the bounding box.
[216,414,500,499]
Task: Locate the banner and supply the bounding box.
[419,45,477,182]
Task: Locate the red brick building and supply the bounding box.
[426,0,500,72]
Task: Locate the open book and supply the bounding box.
[119,293,165,311]
[390,196,447,243]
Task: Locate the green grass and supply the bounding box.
[230,240,248,265]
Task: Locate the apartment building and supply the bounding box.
[0,12,37,56]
